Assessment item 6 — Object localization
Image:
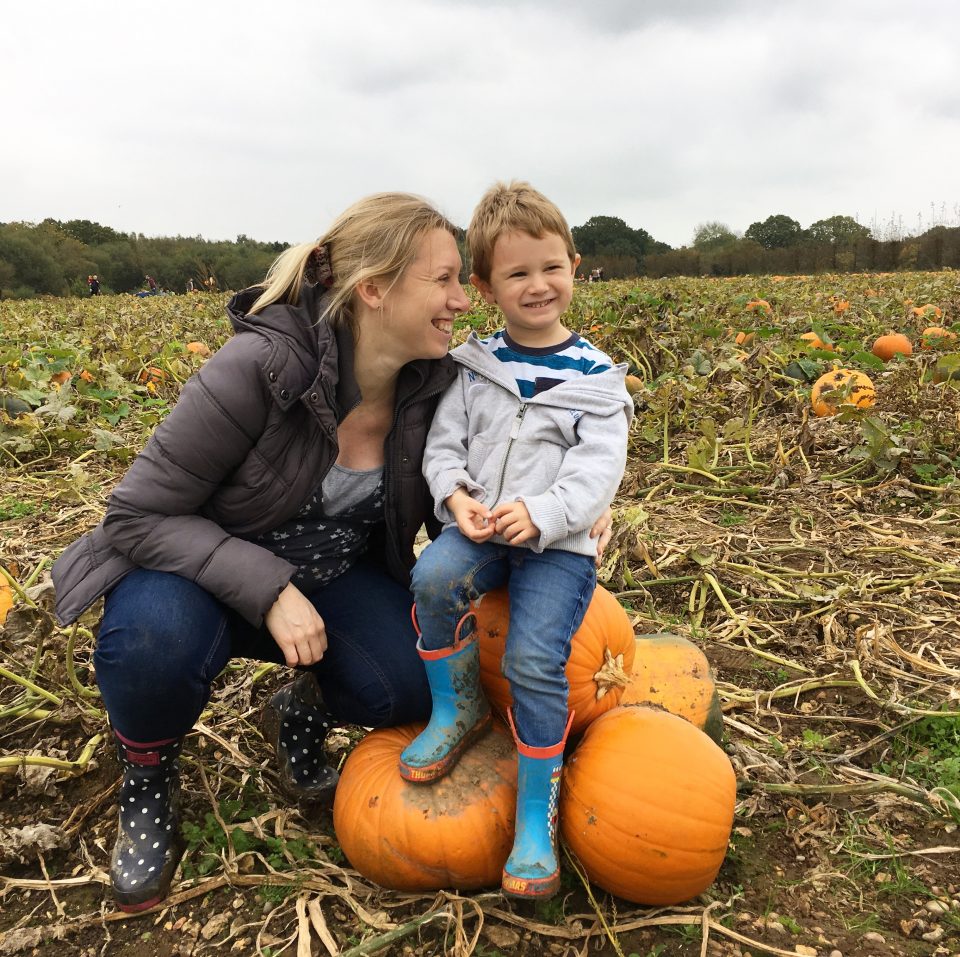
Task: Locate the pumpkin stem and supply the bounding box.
[593,648,630,700]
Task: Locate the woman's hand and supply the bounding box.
[589,506,614,567]
[265,583,328,667]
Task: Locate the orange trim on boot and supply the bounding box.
[506,708,574,757]
[413,607,478,661]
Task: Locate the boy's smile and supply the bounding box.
[472,231,580,348]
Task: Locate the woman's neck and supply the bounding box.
[351,335,401,407]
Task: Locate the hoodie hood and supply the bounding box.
[451,331,633,419]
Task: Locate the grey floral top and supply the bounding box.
[256,464,385,592]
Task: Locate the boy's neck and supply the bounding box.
[502,322,573,349]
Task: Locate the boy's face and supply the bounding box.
[472,231,580,347]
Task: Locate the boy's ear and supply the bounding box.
[470,273,496,305]
[571,253,582,274]
[354,277,387,310]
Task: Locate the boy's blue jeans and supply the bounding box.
[94,560,432,743]
[411,527,596,748]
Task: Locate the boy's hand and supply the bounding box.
[446,488,495,542]
[491,500,540,546]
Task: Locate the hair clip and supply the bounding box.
[306,244,334,288]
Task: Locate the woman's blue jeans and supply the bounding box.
[411,528,596,748]
[95,560,432,743]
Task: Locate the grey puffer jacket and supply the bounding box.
[52,284,457,627]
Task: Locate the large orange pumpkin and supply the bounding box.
[810,368,876,417]
[474,585,635,735]
[332,721,517,891]
[871,332,912,361]
[561,705,736,905]
[621,633,724,744]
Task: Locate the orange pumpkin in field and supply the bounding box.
[800,332,834,352]
[474,585,635,736]
[332,720,517,891]
[810,369,876,417]
[560,705,736,905]
[919,327,957,350]
[734,331,755,347]
[621,633,724,744]
[871,332,912,361]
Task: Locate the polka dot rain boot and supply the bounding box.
[110,732,186,912]
[261,671,339,806]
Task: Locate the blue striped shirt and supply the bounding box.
[481,330,613,398]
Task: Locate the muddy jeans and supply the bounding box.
[94,560,431,742]
[411,527,596,747]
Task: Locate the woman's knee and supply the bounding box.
[96,570,229,683]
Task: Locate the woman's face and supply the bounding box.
[378,228,470,363]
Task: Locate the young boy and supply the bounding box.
[398,181,633,898]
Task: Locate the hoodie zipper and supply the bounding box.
[492,403,527,503]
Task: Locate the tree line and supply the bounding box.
[2,212,959,299]
[645,214,960,278]
[0,219,285,299]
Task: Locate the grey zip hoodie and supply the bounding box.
[425,332,634,556]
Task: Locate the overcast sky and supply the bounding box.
[2,0,958,249]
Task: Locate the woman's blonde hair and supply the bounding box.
[248,193,458,331]
[467,180,577,283]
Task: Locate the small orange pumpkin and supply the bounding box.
[332,721,517,891]
[745,299,771,315]
[919,327,957,350]
[561,705,736,905]
[475,585,635,735]
[810,369,876,417]
[624,374,645,396]
[137,366,168,384]
[734,331,755,347]
[800,332,834,352]
[186,341,211,357]
[621,633,723,744]
[50,370,72,386]
[871,332,912,361]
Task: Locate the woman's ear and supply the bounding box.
[470,274,496,305]
[354,278,387,311]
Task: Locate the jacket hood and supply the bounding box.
[451,332,633,419]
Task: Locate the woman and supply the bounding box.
[53,193,611,912]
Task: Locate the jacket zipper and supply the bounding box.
[383,374,455,571]
[492,403,527,503]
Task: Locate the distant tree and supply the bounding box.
[806,215,871,245]
[572,215,668,277]
[744,214,803,249]
[692,221,738,249]
[59,218,126,246]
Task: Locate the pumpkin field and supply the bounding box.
[2,273,960,957]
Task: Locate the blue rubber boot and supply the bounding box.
[398,612,491,782]
[502,710,574,899]
[110,733,186,912]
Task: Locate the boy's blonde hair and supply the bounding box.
[248,193,457,335]
[467,181,577,283]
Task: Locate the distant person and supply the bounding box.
[185,278,195,293]
[88,275,101,296]
[145,275,158,294]
[204,276,217,292]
